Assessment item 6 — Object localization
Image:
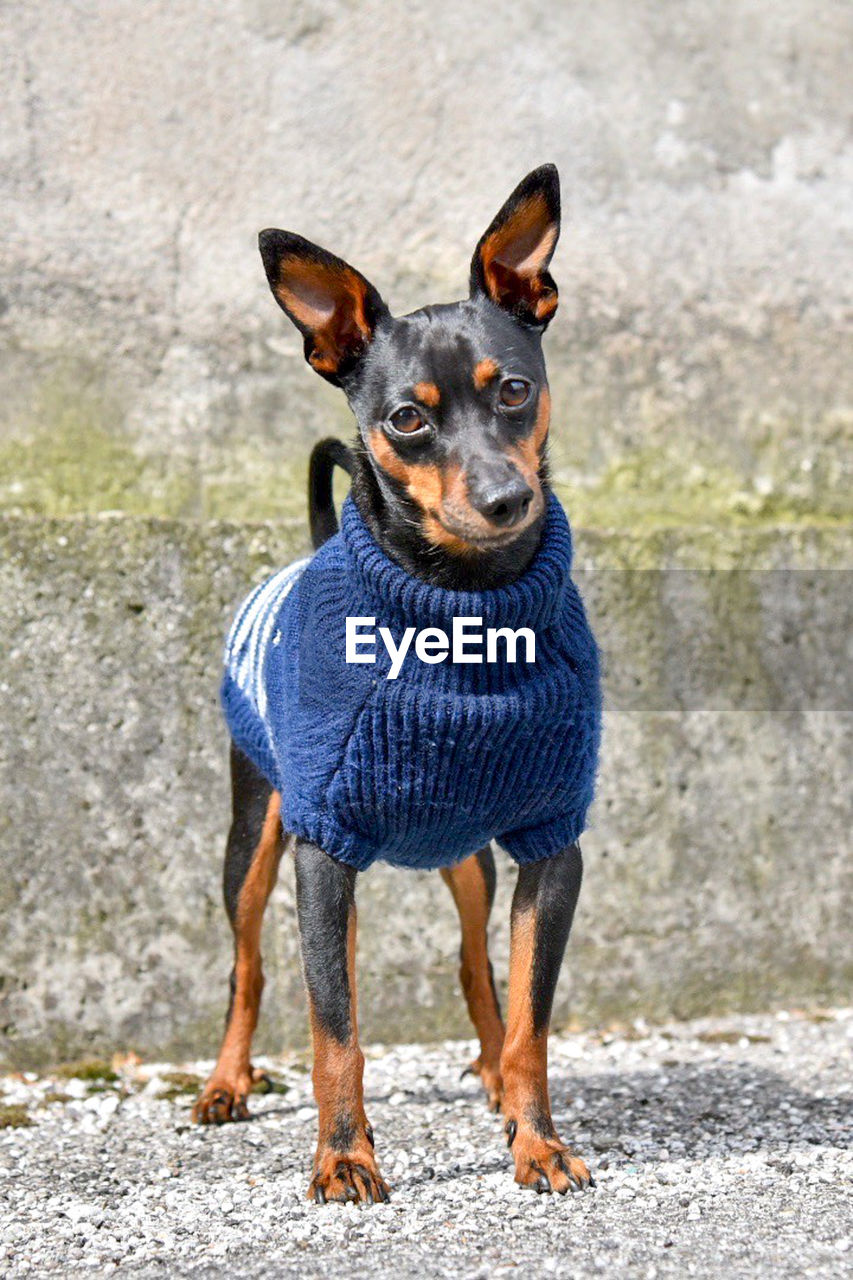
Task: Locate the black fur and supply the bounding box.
[512,843,583,1037]
[469,162,561,329]
[223,743,274,927]
[202,168,591,1195]
[308,437,353,550]
[475,844,498,911]
[345,301,550,590]
[294,838,357,1044]
[475,845,502,1019]
[280,165,561,592]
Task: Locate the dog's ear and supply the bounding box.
[259,231,389,384]
[469,164,560,330]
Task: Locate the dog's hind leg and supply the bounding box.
[440,847,505,1110]
[294,838,390,1204]
[193,744,283,1124]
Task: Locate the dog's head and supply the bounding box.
[259,165,560,555]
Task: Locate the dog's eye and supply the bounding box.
[499,378,531,408]
[389,405,425,434]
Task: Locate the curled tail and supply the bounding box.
[308,437,354,550]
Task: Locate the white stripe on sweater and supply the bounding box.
[225,558,309,714]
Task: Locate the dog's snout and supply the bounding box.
[471,474,534,528]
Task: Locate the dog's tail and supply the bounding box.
[308,437,354,550]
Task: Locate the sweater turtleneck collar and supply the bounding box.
[339,491,574,632]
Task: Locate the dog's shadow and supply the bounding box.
[228,1056,850,1189]
[548,1059,852,1178]
[405,1058,851,1185]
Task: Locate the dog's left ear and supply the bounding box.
[469,164,560,329]
[258,230,389,384]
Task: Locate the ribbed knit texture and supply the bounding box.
[221,492,601,871]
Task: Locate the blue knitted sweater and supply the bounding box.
[221,493,601,871]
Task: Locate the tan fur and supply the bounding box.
[273,257,372,375]
[368,426,459,509]
[420,514,483,556]
[500,905,591,1191]
[413,380,441,407]
[478,191,558,320]
[501,909,542,1117]
[473,358,499,389]
[193,793,283,1123]
[369,427,534,551]
[509,1128,592,1192]
[441,854,505,1109]
[508,386,551,490]
[306,904,391,1203]
[310,1139,389,1204]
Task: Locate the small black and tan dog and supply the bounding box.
[193,165,593,1202]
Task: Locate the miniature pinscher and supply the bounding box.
[193,165,595,1203]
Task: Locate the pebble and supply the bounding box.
[0,1010,851,1277]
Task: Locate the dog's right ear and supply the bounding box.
[258,230,389,385]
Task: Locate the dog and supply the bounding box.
[192,165,602,1203]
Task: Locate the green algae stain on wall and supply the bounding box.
[0,416,310,524]
[0,382,193,518]
[2,373,849,531]
[555,445,851,532]
[0,377,309,523]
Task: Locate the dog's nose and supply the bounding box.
[473,474,534,528]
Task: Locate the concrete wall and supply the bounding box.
[1,516,850,1067]
[1,0,851,522]
[1,1,851,1065]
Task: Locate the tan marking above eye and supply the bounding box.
[413,381,441,407]
[473,358,500,390]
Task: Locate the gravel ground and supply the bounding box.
[1,1010,851,1278]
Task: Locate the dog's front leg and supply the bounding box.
[294,838,390,1204]
[501,843,593,1193]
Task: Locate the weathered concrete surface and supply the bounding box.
[1,514,850,1067]
[2,0,851,1073]
[1,0,852,521]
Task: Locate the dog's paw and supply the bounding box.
[191,1074,253,1125]
[505,1120,593,1194]
[462,1054,503,1113]
[309,1143,391,1205]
